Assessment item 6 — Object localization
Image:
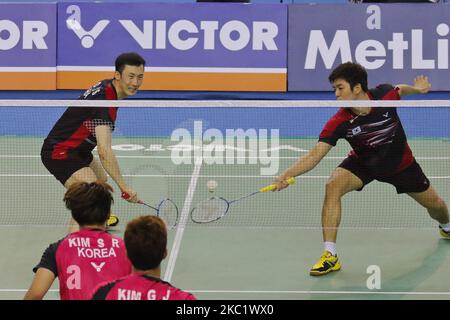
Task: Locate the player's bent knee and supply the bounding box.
[324,179,347,198]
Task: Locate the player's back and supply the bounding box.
[92,273,196,300]
[54,229,132,300]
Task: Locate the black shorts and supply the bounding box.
[338,156,430,194]
[41,150,94,186]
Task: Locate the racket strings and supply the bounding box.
[191,198,229,223]
[158,199,179,229]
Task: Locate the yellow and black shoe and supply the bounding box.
[106,214,119,228]
[310,251,341,276]
[439,226,450,239]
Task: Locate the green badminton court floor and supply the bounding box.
[1,137,450,300]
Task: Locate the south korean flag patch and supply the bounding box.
[352,126,362,136]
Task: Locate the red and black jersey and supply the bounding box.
[319,84,413,176]
[33,228,132,300]
[42,79,118,160]
[91,273,196,300]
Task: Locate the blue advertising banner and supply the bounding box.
[0,3,56,89]
[288,4,450,91]
[57,2,287,91]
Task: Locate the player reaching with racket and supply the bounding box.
[41,52,145,231]
[274,62,450,276]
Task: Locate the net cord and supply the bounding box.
[1,99,450,108]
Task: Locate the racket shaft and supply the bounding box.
[141,202,158,211]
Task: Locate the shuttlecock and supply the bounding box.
[207,180,218,192]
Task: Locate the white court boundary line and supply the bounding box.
[163,157,202,283]
[1,288,450,296]
[1,174,449,179]
[1,174,450,179]
[0,154,449,160]
[0,225,439,230]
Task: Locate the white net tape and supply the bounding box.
[0,99,450,108]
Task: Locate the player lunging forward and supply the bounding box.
[274,62,450,276]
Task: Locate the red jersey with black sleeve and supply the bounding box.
[42,79,118,160]
[32,228,132,300]
[319,84,414,176]
[91,273,196,300]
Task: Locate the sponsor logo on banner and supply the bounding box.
[0,3,56,89]
[57,3,287,91]
[66,5,110,49]
[288,4,450,91]
[0,20,49,50]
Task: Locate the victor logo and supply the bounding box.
[90,262,105,272]
[66,5,110,48]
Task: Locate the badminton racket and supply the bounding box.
[190,177,296,224]
[122,192,179,229]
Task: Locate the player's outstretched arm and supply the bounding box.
[23,268,55,300]
[396,75,431,97]
[95,125,138,203]
[274,142,332,191]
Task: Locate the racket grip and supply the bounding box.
[260,177,296,192]
[121,192,143,204]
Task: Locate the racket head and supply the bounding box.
[157,198,179,229]
[190,197,230,224]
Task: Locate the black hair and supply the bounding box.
[64,182,114,226]
[124,215,167,270]
[115,52,146,74]
[328,62,368,92]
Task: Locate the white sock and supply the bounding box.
[324,242,337,256]
[440,222,450,232]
